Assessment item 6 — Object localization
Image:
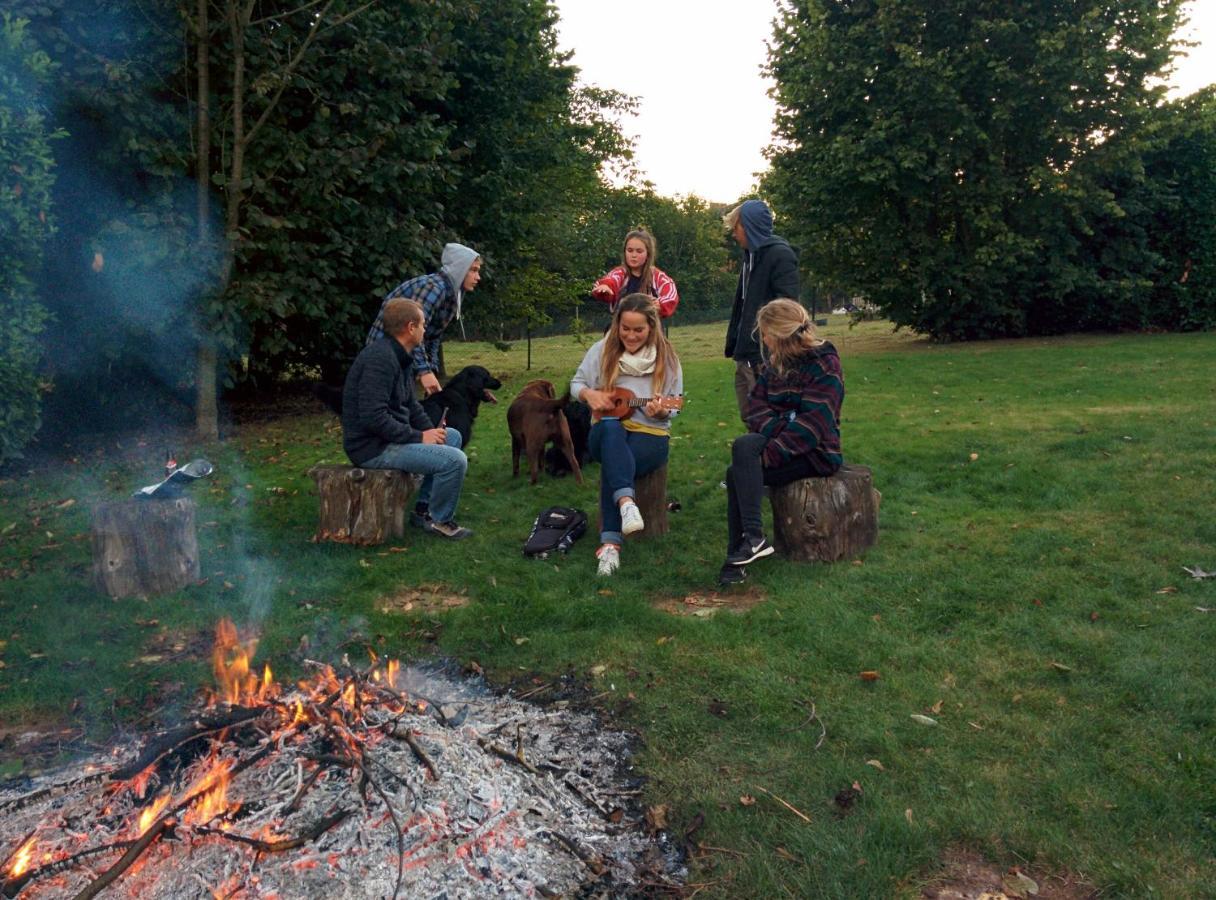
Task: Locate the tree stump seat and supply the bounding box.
[769,464,880,562]
[597,463,668,540]
[91,498,200,599]
[309,465,420,545]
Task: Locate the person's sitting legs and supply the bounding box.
[724,432,774,566]
[362,429,472,539]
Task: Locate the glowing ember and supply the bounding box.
[7,836,35,878]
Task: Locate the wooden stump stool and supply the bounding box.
[309,465,420,545]
[770,464,880,562]
[91,498,200,598]
[597,464,668,539]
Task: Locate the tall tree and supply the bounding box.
[0,14,59,463]
[764,0,1186,340]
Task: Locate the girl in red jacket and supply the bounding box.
[591,229,679,319]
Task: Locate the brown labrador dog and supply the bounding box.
[507,380,584,485]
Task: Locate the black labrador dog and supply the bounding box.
[420,365,501,448]
[313,365,502,449]
[544,398,592,477]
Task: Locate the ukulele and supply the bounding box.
[591,387,684,421]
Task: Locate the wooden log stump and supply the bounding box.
[597,464,668,540]
[309,465,419,545]
[770,464,880,562]
[91,498,200,599]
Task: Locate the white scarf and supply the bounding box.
[618,345,657,377]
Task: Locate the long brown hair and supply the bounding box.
[755,299,822,375]
[622,229,657,295]
[599,294,678,391]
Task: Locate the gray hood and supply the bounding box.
[440,243,479,319]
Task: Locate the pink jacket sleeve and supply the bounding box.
[652,268,679,318]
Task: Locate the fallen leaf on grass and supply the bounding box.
[513,637,529,645]
[656,635,674,645]
[904,808,914,824]
[56,499,76,509]
[597,589,613,596]
[864,759,885,771]
[774,846,803,865]
[1195,607,1213,613]
[1183,566,1215,580]
[1,522,16,535]
[739,795,756,806]
[930,699,944,714]
[589,665,607,677]
[1049,661,1073,673]
[1003,870,1040,897]
[1155,586,1178,594]
[910,714,938,726]
[644,804,668,832]
[968,453,978,461]
[859,670,880,681]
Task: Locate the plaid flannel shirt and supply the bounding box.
[366,272,458,375]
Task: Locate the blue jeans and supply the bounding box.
[589,418,669,544]
[361,429,467,524]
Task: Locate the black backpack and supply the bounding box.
[523,506,588,559]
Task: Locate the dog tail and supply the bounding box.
[312,382,344,416]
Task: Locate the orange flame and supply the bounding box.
[386,659,400,689]
[8,836,35,878]
[184,759,235,826]
[211,618,260,705]
[137,793,171,835]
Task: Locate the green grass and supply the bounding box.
[2,318,1214,896]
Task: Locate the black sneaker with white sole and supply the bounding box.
[725,535,774,566]
[717,564,747,586]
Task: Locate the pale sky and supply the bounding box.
[555,0,1215,203]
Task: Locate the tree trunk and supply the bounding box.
[91,499,200,598]
[769,464,880,562]
[309,465,420,545]
[597,464,668,539]
[193,0,219,442]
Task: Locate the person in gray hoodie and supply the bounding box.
[723,200,800,419]
[367,243,482,396]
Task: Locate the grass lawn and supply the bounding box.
[1,318,1213,896]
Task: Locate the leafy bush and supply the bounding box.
[0,14,57,463]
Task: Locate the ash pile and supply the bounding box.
[0,621,682,898]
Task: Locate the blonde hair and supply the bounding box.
[755,299,820,375]
[599,294,678,391]
[622,229,657,295]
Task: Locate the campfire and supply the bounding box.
[0,620,680,897]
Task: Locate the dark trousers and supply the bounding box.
[725,432,819,553]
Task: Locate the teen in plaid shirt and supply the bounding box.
[367,243,481,396]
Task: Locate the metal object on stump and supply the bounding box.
[770,464,880,561]
[91,498,200,599]
[309,465,420,545]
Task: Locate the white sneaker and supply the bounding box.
[596,543,620,576]
[619,500,644,536]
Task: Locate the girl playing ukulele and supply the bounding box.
[572,295,683,576]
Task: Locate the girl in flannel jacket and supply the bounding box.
[719,299,843,584]
[591,229,679,319]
